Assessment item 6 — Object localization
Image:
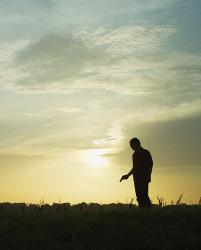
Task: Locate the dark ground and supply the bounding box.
[0,203,201,250]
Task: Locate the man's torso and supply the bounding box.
[132,147,153,182]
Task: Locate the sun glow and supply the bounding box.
[85,149,108,168]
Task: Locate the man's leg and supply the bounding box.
[134,177,152,208]
[133,177,144,207]
[141,181,152,208]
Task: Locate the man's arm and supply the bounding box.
[120,168,134,182]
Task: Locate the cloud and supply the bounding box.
[24,113,52,120]
[11,36,121,95]
[22,107,82,121]
[0,41,30,90]
[50,0,180,30]
[1,24,178,94]
[110,113,201,168]
[76,25,176,56]
[14,34,106,91]
[0,27,200,118]
[47,107,82,114]
[0,22,200,161]
[138,114,201,167]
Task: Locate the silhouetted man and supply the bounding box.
[120,138,153,208]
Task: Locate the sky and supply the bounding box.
[0,0,201,205]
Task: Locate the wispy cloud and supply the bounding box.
[49,107,82,113]
[76,25,176,56]
[0,25,179,94]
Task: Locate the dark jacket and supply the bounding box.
[132,147,153,182]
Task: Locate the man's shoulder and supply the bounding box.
[141,147,150,153]
[140,148,152,157]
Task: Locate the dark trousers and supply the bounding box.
[133,176,152,208]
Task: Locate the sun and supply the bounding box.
[85,149,108,168]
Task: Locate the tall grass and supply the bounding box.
[0,199,200,250]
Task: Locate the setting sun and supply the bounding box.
[85,149,108,168]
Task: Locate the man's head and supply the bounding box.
[130,137,141,151]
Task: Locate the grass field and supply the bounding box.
[0,203,201,250]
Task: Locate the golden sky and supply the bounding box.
[0,0,201,204]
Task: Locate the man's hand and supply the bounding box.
[120,174,129,182]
